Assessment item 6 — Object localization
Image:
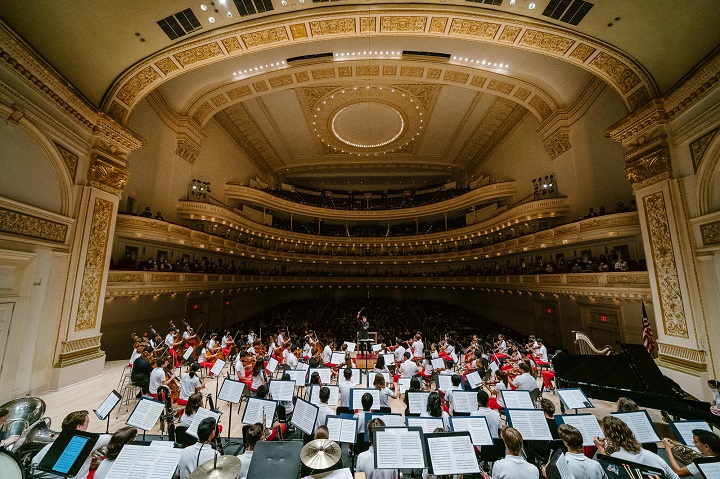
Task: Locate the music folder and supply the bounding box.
[37,429,98,478]
[373,426,427,470]
[105,444,182,479]
[610,410,660,443]
[596,454,666,479]
[448,416,494,446]
[217,377,246,404]
[505,409,553,441]
[544,448,576,479]
[247,441,303,479]
[555,414,603,447]
[350,388,380,411]
[325,415,358,443]
[465,370,483,389]
[330,351,345,365]
[365,413,404,441]
[126,397,165,431]
[500,390,534,409]
[670,419,713,445]
[406,391,430,415]
[94,390,122,420]
[291,397,318,436]
[242,397,277,428]
[423,432,480,476]
[695,456,720,479]
[556,388,593,410]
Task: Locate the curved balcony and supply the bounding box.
[224,181,517,221]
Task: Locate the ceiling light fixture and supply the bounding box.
[529,2,536,9]
[208,16,215,23]
[200,4,208,11]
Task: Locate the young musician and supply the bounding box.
[31,410,112,479]
[355,393,374,436]
[355,418,394,479]
[254,386,287,441]
[0,407,19,448]
[444,374,463,413]
[180,393,204,427]
[373,355,389,374]
[130,348,152,395]
[94,427,138,479]
[322,340,333,366]
[250,359,267,393]
[662,429,720,477]
[471,390,501,438]
[593,416,680,479]
[373,373,399,408]
[338,368,356,409]
[149,357,175,400]
[393,339,406,364]
[411,334,424,359]
[709,379,720,411]
[177,418,219,479]
[488,370,510,410]
[420,391,450,429]
[315,386,333,432]
[164,327,181,367]
[491,427,539,479]
[237,423,263,479]
[534,338,549,366]
[284,343,299,369]
[557,424,607,479]
[511,362,537,390]
[399,351,418,381]
[178,363,204,406]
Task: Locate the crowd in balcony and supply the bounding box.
[263,184,469,211]
[271,215,468,237]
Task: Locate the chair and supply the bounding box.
[117,365,132,390]
[174,426,197,447]
[480,437,505,469]
[335,406,352,415]
[529,387,542,406]
[379,406,392,413]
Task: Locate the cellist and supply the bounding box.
[164,327,183,368]
[149,357,177,401]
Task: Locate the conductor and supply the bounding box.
[357,310,370,354]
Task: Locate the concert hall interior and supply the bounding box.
[1,1,720,477]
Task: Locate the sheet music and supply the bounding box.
[449,417,494,446]
[296,362,309,371]
[698,461,720,479]
[210,359,226,376]
[242,398,276,428]
[372,344,382,353]
[343,342,356,352]
[286,369,308,387]
[372,414,404,427]
[506,409,553,440]
[375,428,426,469]
[557,389,593,410]
[406,417,445,434]
[291,398,319,435]
[397,378,411,393]
[489,361,499,373]
[349,368,363,384]
[326,416,357,443]
[310,385,339,406]
[367,371,389,387]
[426,434,480,475]
[105,444,182,479]
[557,414,603,447]
[437,375,454,391]
[217,378,246,404]
[266,357,278,373]
[611,411,660,443]
[182,347,194,360]
[555,452,577,479]
[352,389,380,411]
[186,408,221,438]
[150,441,175,448]
[671,420,712,445]
[308,368,332,384]
[431,358,446,370]
[408,392,430,414]
[95,390,121,420]
[382,353,395,366]
[269,380,295,402]
[313,468,353,479]
[501,390,534,409]
[465,371,483,389]
[126,398,165,431]
[331,352,345,365]
[452,391,478,413]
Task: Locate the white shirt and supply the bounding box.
[177,443,220,479]
[378,387,393,407]
[471,407,502,438]
[422,360,433,375]
[356,446,395,479]
[338,379,356,408]
[413,340,424,358]
[445,345,458,362]
[94,458,115,479]
[129,349,140,365]
[323,345,332,364]
[494,382,510,407]
[303,342,312,357]
[400,359,417,378]
[251,372,266,389]
[285,351,298,369]
[180,411,195,427]
[315,403,333,431]
[237,450,253,479]
[492,455,539,479]
[497,340,507,352]
[278,333,285,346]
[208,338,218,349]
[354,411,369,434]
[564,451,607,479]
[165,333,177,348]
[247,333,256,343]
[394,346,406,363]
[32,433,111,479]
[536,345,548,362]
[610,448,680,479]
[149,367,166,394]
[180,372,201,401]
[512,372,537,391]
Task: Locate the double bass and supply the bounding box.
[182,320,202,360]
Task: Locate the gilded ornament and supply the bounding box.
[519,30,574,54]
[689,128,718,171]
[444,70,469,83]
[338,67,352,77]
[175,138,200,164]
[116,66,161,106]
[643,191,689,337]
[0,208,68,243]
[487,79,514,94]
[155,58,179,75]
[606,274,649,285]
[173,42,224,68]
[379,16,427,32]
[627,86,651,111]
[360,18,376,33]
[241,27,289,48]
[529,95,552,119]
[569,43,596,62]
[400,66,424,77]
[311,68,336,80]
[222,37,243,53]
[107,272,144,283]
[75,197,114,331]
[470,76,487,87]
[383,65,397,76]
[700,221,720,246]
[357,65,379,76]
[269,74,294,88]
[513,87,531,100]
[589,52,641,94]
[289,24,308,40]
[566,275,598,284]
[253,81,268,92]
[429,17,448,33]
[498,26,522,43]
[211,94,228,107]
[309,19,356,36]
[427,68,441,79]
[227,85,253,99]
[456,98,517,165]
[624,147,671,185]
[151,273,180,282]
[192,102,214,124]
[88,155,129,196]
[54,142,78,179]
[449,19,500,39]
[295,71,311,83]
[543,131,572,159]
[107,101,128,123]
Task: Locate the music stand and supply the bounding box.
[555,414,603,447]
[423,431,480,476]
[325,415,358,444]
[695,456,720,479]
[246,441,302,479]
[94,390,122,433]
[36,429,98,478]
[217,377,246,443]
[126,397,165,443]
[373,426,427,477]
[544,448,576,479]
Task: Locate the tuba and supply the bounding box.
[12,417,59,467]
[0,397,46,439]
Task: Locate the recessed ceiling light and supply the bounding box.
[200,4,208,11]
[529,2,536,9]
[226,12,232,17]
[509,0,516,4]
[281,0,287,4]
[208,16,215,23]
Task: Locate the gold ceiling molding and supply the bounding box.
[99,8,657,123]
[0,206,69,243]
[54,142,79,180]
[146,91,207,165]
[185,60,558,128]
[215,103,284,172]
[455,97,519,169]
[690,128,718,172]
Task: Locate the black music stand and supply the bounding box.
[246,441,302,479]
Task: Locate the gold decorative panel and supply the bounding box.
[444,70,469,83]
[116,66,161,106]
[627,86,651,110]
[173,42,224,67]
[625,146,671,185]
[54,142,78,179]
[309,19,356,36]
[227,85,252,99]
[470,76,486,87]
[429,17,448,33]
[427,68,441,79]
[252,81,268,92]
[357,65,379,76]
[289,24,308,40]
[380,16,427,32]
[75,197,114,331]
[211,94,228,107]
[449,19,500,39]
[295,71,310,83]
[529,95,552,118]
[312,68,336,80]
[690,128,718,171]
[487,79,514,94]
[606,273,649,285]
[498,26,522,43]
[241,27,289,48]
[700,221,720,246]
[360,17,376,33]
[0,208,68,242]
[383,65,397,75]
[400,66,424,77]
[88,155,128,196]
[107,272,145,283]
[519,30,574,54]
[338,67,352,77]
[589,52,641,94]
[107,101,128,123]
[513,87,530,100]
[155,58,179,75]
[269,74,294,88]
[569,43,596,62]
[191,101,214,124]
[222,37,243,53]
[643,191,689,337]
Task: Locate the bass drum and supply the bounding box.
[0,449,25,479]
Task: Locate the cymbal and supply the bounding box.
[300,439,342,470]
[189,455,242,479]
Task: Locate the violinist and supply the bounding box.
[247,330,256,344]
[207,332,220,351]
[149,357,176,401]
[250,359,267,393]
[178,363,204,406]
[277,329,287,348]
[322,339,334,366]
[284,343,299,369]
[302,335,313,360]
[221,330,234,357]
[164,327,182,367]
[236,350,254,388]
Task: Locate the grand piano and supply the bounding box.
[553,341,720,426]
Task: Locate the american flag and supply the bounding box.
[642,301,656,355]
